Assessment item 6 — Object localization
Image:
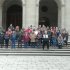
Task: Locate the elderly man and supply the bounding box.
[42,30,49,50]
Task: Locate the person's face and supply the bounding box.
[45,31,47,34]
[39,25,41,28]
[10,24,12,26]
[8,29,11,32]
[43,25,45,27]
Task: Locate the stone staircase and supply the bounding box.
[0,41,70,56]
[0,48,70,56]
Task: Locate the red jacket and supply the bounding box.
[23,34,30,42]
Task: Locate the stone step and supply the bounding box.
[0,48,69,56]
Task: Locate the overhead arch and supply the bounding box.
[35,0,65,28]
[39,0,58,27]
[2,0,22,29]
[6,4,22,29]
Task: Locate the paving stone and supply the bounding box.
[0,56,69,70]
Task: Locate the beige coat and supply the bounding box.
[30,33,36,42]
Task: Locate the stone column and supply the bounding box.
[58,7,61,28]
[61,5,66,29]
[22,0,26,28]
[64,0,70,42]
[35,0,40,28]
[25,0,36,28]
[57,0,66,29]
[22,4,26,28]
[0,7,2,28]
[65,0,70,32]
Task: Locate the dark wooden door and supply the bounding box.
[6,5,22,29]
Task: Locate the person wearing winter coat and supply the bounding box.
[4,31,9,48]
[42,30,49,50]
[0,33,4,48]
[57,34,63,49]
[22,32,30,48]
[10,31,16,48]
[30,31,36,48]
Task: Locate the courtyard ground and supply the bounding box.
[0,56,70,70]
[0,46,70,70]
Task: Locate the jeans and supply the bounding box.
[18,41,22,48]
[24,42,29,48]
[37,38,42,48]
[5,39,9,48]
[58,44,62,49]
[11,40,16,48]
[64,40,68,46]
[42,39,49,50]
[30,42,36,48]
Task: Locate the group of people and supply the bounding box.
[0,24,69,50]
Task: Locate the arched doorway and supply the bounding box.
[2,0,22,30]
[39,0,58,27]
[6,5,22,29]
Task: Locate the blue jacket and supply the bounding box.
[11,33,16,41]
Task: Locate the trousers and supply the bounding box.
[42,38,49,50]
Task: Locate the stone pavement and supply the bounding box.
[0,46,70,70]
[0,56,70,70]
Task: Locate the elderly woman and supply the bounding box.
[57,34,63,49]
[30,31,36,48]
[63,31,68,46]
[22,32,30,48]
[51,34,58,47]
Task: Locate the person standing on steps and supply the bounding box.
[10,30,16,48]
[42,30,49,50]
[4,31,9,48]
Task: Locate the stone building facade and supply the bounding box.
[0,0,70,33]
